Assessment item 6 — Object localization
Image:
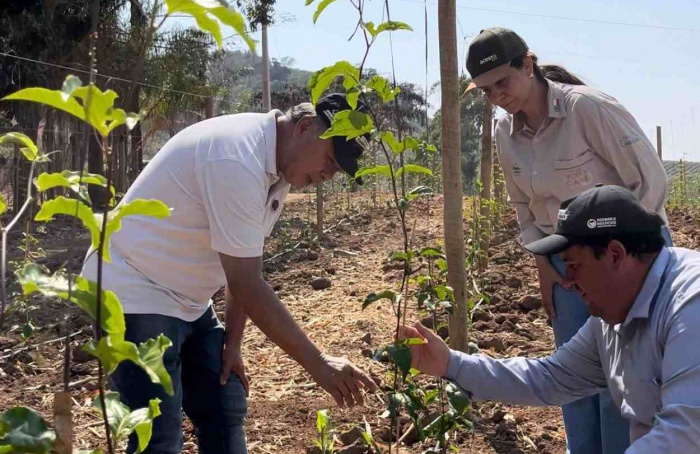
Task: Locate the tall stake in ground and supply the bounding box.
[478,100,493,271]
[437,0,468,352]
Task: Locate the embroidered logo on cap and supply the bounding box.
[558,209,569,221]
[480,54,498,65]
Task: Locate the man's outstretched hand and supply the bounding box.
[308,353,378,408]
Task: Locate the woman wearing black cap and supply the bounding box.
[464,27,671,454]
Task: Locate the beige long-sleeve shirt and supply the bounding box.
[495,79,668,246]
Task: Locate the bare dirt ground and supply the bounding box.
[1,192,697,453]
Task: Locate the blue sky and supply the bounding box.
[175,0,700,161]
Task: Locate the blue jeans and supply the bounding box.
[549,227,673,454]
[109,306,248,454]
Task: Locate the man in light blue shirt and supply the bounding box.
[404,185,700,452]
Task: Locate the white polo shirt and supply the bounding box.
[496,79,668,246]
[81,111,290,321]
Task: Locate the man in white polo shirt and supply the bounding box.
[81,93,376,454]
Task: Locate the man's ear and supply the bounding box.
[294,115,316,137]
[607,240,627,265]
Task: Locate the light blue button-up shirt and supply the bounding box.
[446,247,700,452]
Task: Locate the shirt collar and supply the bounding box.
[510,79,568,136]
[263,109,284,178]
[621,247,671,327]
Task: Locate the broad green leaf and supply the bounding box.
[386,343,412,380]
[308,61,360,105]
[312,0,338,23]
[61,75,82,101]
[316,409,329,434]
[407,185,433,201]
[436,258,448,272]
[379,132,420,155]
[71,85,127,136]
[0,407,55,453]
[17,264,126,339]
[362,290,398,310]
[390,251,412,262]
[35,196,101,252]
[355,165,392,179]
[101,199,171,262]
[34,171,111,195]
[0,194,5,215]
[395,164,433,179]
[164,0,255,51]
[0,132,39,162]
[84,334,173,395]
[2,88,86,128]
[419,247,444,259]
[366,75,400,103]
[375,21,414,35]
[363,21,377,38]
[434,285,455,303]
[445,382,471,415]
[346,86,361,110]
[305,0,315,5]
[94,392,161,452]
[320,110,374,141]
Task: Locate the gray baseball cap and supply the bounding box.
[464,27,529,93]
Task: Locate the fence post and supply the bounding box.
[205,97,215,119]
[656,126,663,160]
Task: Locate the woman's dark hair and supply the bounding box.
[510,52,586,86]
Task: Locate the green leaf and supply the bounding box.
[164,0,255,51]
[445,382,471,416]
[16,264,126,340]
[363,21,377,38]
[386,343,412,380]
[0,132,39,162]
[366,75,400,103]
[395,164,433,179]
[402,337,427,346]
[84,334,173,395]
[355,165,392,179]
[434,285,455,303]
[375,20,413,35]
[379,132,421,155]
[390,251,411,262]
[320,110,374,140]
[312,0,338,23]
[0,407,55,453]
[21,322,35,339]
[0,194,6,216]
[305,0,315,5]
[362,290,398,310]
[2,88,87,129]
[407,185,433,201]
[70,84,127,136]
[308,61,360,105]
[419,247,445,260]
[35,195,101,252]
[436,258,448,272]
[101,199,171,262]
[316,409,329,434]
[94,392,161,452]
[34,171,111,195]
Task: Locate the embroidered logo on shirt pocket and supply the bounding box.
[554,151,595,187]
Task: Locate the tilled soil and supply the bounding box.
[1,193,696,453]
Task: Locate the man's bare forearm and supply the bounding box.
[230,277,322,371]
[224,285,248,345]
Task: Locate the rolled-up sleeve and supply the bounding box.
[576,97,668,216]
[627,295,700,453]
[444,318,606,406]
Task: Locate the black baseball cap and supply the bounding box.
[315,93,369,184]
[524,185,664,256]
[464,27,529,93]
